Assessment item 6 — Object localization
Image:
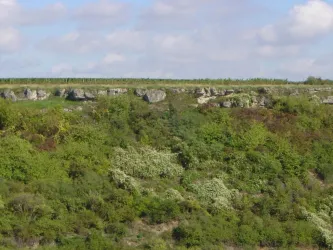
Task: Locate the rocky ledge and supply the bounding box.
[1,86,333,108]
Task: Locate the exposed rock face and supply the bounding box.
[210,88,221,96]
[251,96,258,107]
[195,88,206,97]
[97,90,107,96]
[55,89,67,97]
[221,101,232,108]
[143,90,166,103]
[135,89,147,97]
[107,88,128,96]
[195,87,226,104]
[225,89,235,95]
[67,89,86,101]
[259,97,268,107]
[323,96,333,104]
[1,89,17,102]
[24,89,37,101]
[37,90,50,100]
[197,96,216,104]
[2,86,333,110]
[84,91,95,100]
[258,87,271,94]
[290,90,299,96]
[237,98,250,108]
[170,88,186,94]
[65,89,97,101]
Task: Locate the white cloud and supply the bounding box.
[103,53,126,64]
[106,30,148,51]
[19,2,67,26]
[72,0,130,28]
[276,56,333,79]
[0,27,21,52]
[139,0,259,31]
[38,32,104,54]
[257,0,333,44]
[289,0,333,38]
[0,0,67,26]
[0,0,19,26]
[51,63,73,75]
[256,45,301,58]
[2,0,333,80]
[0,1,67,54]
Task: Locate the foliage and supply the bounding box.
[111,146,183,179]
[190,177,238,211]
[1,93,333,249]
[0,77,324,86]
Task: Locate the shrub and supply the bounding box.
[190,177,239,211]
[109,169,140,194]
[0,99,18,130]
[0,135,66,182]
[173,223,204,247]
[142,197,181,224]
[111,146,183,179]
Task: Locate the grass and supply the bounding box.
[0,77,295,86]
[0,77,332,89]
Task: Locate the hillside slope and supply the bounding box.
[1,87,333,249]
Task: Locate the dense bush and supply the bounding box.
[1,93,333,249]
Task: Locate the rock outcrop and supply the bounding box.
[55,89,67,98]
[66,89,86,101]
[170,88,186,94]
[143,90,166,103]
[24,89,38,101]
[37,90,50,100]
[67,89,96,101]
[221,101,232,108]
[194,87,226,104]
[135,89,147,97]
[0,89,17,102]
[107,88,128,96]
[323,96,333,104]
[1,86,333,109]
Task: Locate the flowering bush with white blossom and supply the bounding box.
[111,146,183,179]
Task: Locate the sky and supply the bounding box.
[0,0,333,80]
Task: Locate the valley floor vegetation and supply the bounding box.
[1,90,333,249]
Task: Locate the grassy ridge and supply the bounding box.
[0,77,331,86]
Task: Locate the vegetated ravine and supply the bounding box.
[1,84,333,249]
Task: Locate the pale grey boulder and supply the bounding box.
[259,96,271,107]
[1,89,17,102]
[135,89,147,97]
[66,89,96,101]
[24,89,37,101]
[169,88,186,94]
[84,91,96,100]
[37,89,49,100]
[107,88,128,96]
[195,88,206,97]
[322,96,333,104]
[55,89,67,97]
[67,89,86,101]
[197,96,216,104]
[97,90,107,96]
[143,90,166,103]
[210,88,218,96]
[221,101,232,108]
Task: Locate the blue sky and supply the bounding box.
[1,0,333,80]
